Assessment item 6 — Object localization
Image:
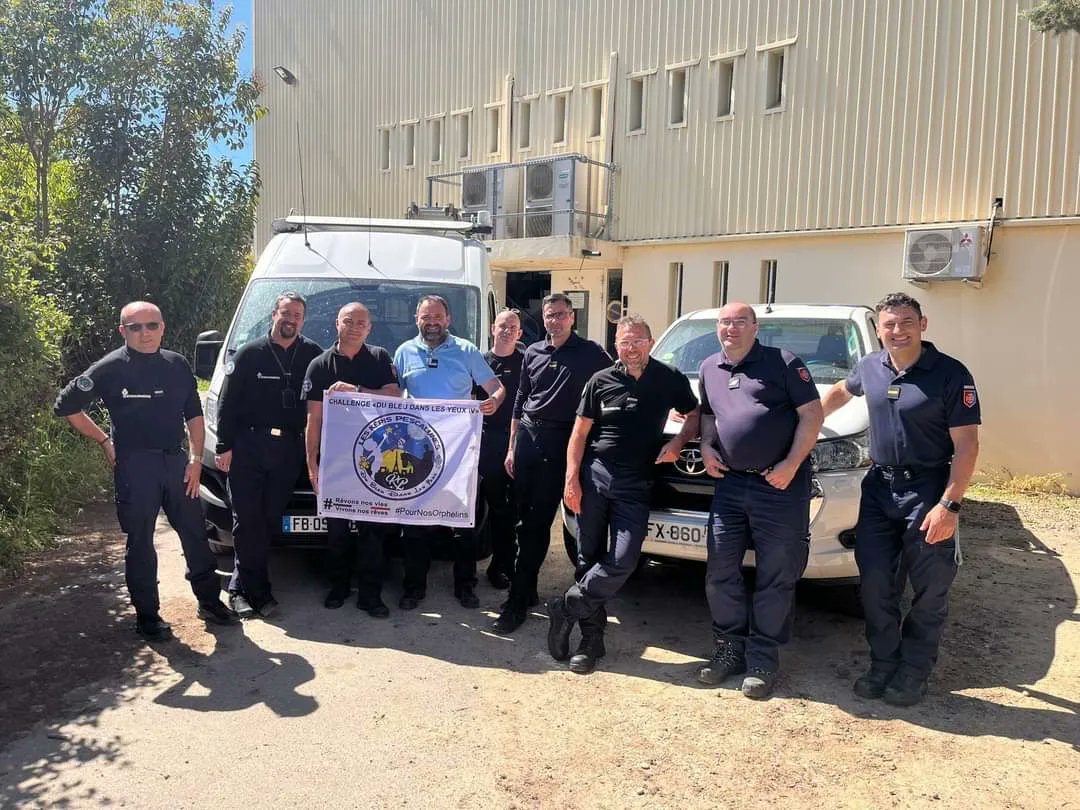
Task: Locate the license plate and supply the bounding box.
[646,514,706,547]
[282,515,327,534]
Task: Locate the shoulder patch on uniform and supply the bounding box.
[797,367,812,383]
[301,378,312,395]
[962,385,977,408]
[75,375,94,392]
[224,360,235,376]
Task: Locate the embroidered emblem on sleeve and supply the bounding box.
[962,385,977,408]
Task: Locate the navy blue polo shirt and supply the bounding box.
[578,358,698,475]
[513,332,612,426]
[699,340,820,471]
[845,341,980,468]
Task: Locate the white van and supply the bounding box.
[194,215,502,553]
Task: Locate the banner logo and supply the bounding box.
[353,413,445,500]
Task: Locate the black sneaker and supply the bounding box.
[357,596,390,618]
[853,666,896,700]
[197,600,239,625]
[883,671,929,707]
[136,615,173,641]
[491,607,526,634]
[696,641,746,685]
[229,593,256,619]
[324,586,350,609]
[546,597,575,661]
[741,668,778,700]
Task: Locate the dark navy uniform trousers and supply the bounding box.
[114,448,220,617]
[563,458,650,636]
[226,430,304,605]
[478,424,516,578]
[856,465,957,679]
[705,464,811,671]
[326,518,386,602]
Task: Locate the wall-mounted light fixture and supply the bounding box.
[272,65,297,85]
[581,248,601,258]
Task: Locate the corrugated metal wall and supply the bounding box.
[254,0,1079,248]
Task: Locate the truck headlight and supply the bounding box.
[811,431,871,472]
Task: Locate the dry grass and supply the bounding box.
[971,466,1073,497]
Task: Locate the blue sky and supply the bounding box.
[211,0,254,164]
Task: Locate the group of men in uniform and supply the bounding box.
[56,289,978,706]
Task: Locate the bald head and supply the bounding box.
[120,300,163,324]
[118,301,165,353]
[716,301,758,360]
[336,301,372,350]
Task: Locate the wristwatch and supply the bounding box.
[939,498,962,513]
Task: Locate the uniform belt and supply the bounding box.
[873,463,948,480]
[247,425,303,439]
[730,467,770,475]
[521,415,572,429]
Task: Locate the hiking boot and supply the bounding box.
[491,607,527,634]
[135,615,173,641]
[696,640,746,685]
[323,586,350,609]
[883,671,929,707]
[546,597,575,661]
[197,600,239,626]
[853,666,896,700]
[741,668,778,700]
[455,584,480,609]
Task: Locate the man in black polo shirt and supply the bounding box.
[214,291,323,619]
[492,293,611,634]
[696,302,823,699]
[822,292,980,706]
[303,302,401,616]
[546,315,699,673]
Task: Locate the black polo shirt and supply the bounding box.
[513,332,612,426]
[54,346,202,453]
[215,334,323,452]
[578,359,698,476]
[479,348,523,432]
[302,342,397,402]
[699,340,820,471]
[845,341,980,468]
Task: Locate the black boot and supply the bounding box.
[568,608,606,674]
[546,596,575,661]
[696,637,746,685]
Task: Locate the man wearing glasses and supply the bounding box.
[492,293,611,634]
[55,301,236,640]
[546,315,699,673]
[696,301,823,699]
[214,291,323,619]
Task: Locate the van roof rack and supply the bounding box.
[272,215,477,235]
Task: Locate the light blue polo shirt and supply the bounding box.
[393,333,496,400]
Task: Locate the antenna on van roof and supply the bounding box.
[366,206,379,272]
[296,122,310,249]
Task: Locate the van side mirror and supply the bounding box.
[194,330,224,380]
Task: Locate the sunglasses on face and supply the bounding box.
[122,322,162,333]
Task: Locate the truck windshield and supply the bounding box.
[225,278,481,355]
[653,317,866,385]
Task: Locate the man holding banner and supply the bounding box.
[303,302,400,617]
[391,295,506,610]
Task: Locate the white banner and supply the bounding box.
[318,393,482,528]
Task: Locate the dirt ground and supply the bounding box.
[0,491,1077,809]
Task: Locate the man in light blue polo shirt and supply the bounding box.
[392,294,505,610]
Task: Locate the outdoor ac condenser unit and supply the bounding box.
[524,157,584,238]
[902,227,986,282]
[461,166,522,239]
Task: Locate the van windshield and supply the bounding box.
[226,278,481,355]
[653,317,867,385]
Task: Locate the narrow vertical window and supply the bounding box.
[765,49,786,110]
[669,68,688,126]
[378,127,391,171]
[402,122,416,168]
[430,117,443,163]
[714,260,730,305]
[627,77,645,133]
[517,99,533,150]
[553,93,569,144]
[487,106,501,154]
[716,60,735,118]
[669,262,685,319]
[454,111,471,160]
[588,85,604,139]
[760,259,778,303]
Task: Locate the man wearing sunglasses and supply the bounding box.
[55,301,236,640]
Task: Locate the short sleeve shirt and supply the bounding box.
[845,341,980,467]
[513,333,612,425]
[578,359,698,475]
[698,340,820,471]
[393,334,496,400]
[302,342,397,402]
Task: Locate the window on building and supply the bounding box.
[765,49,786,110]
[715,59,735,118]
[487,106,501,154]
[714,260,730,305]
[517,99,533,150]
[588,85,604,139]
[553,92,569,144]
[430,117,443,163]
[402,122,416,168]
[378,127,391,171]
[760,259,778,303]
[627,76,646,134]
[668,67,688,127]
[453,111,471,160]
[669,262,685,319]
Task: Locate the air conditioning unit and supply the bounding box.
[460,166,523,239]
[902,227,986,282]
[524,157,585,237]
[461,168,493,211]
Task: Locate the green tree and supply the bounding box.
[1023,0,1080,34]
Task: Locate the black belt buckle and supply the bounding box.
[877,464,913,481]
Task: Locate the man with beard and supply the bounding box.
[214,291,323,619]
[304,302,401,616]
[55,301,236,639]
[392,295,506,610]
[547,315,699,673]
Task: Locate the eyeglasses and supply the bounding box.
[500,307,521,315]
[718,318,751,329]
[615,338,650,349]
[122,322,162,333]
[543,310,572,321]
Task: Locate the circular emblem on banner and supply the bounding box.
[75,375,94,392]
[353,413,444,500]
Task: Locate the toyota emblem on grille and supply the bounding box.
[674,448,706,476]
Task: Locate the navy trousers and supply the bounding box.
[564,459,650,624]
[705,464,811,672]
[226,430,304,606]
[506,422,571,611]
[479,425,517,578]
[113,448,221,618]
[856,465,957,679]
[326,518,386,602]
